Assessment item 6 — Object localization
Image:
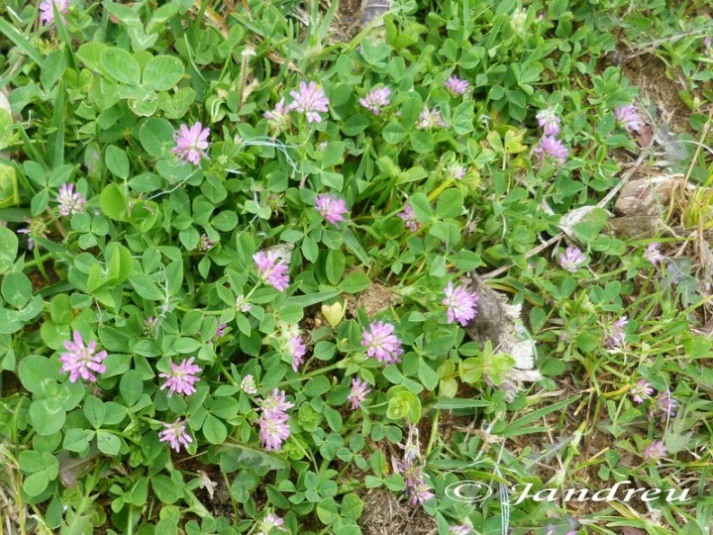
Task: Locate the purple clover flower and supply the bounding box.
[348,377,371,410]
[656,391,677,417]
[449,525,473,535]
[288,81,330,123]
[315,194,348,226]
[535,135,569,163]
[257,388,293,451]
[448,163,467,180]
[159,357,202,397]
[359,86,391,115]
[39,0,69,25]
[59,330,108,383]
[158,419,193,452]
[214,323,227,339]
[643,440,667,460]
[256,512,287,535]
[173,122,210,165]
[645,243,665,266]
[558,246,587,272]
[604,316,628,350]
[262,97,290,125]
[398,204,420,232]
[536,108,561,137]
[57,184,87,216]
[631,379,654,404]
[445,76,469,95]
[442,282,479,327]
[416,107,447,130]
[289,334,307,372]
[614,104,643,133]
[17,217,48,251]
[395,458,435,506]
[254,250,290,291]
[361,320,403,365]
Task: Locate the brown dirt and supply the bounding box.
[617,53,698,134]
[359,487,437,535]
[346,283,400,318]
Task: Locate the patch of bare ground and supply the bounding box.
[346,282,400,318]
[359,487,437,535]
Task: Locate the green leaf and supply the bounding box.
[143,55,185,91]
[63,429,94,452]
[1,272,32,309]
[339,271,370,294]
[435,189,464,218]
[140,118,175,157]
[0,109,14,151]
[0,227,18,273]
[105,145,130,179]
[30,398,66,436]
[385,386,421,424]
[120,370,143,406]
[40,49,66,90]
[202,415,227,444]
[101,47,141,85]
[340,493,363,520]
[99,184,129,221]
[325,250,345,285]
[317,498,340,525]
[96,430,122,455]
[83,396,105,429]
[76,42,108,72]
[130,274,164,300]
[382,122,408,144]
[18,355,57,394]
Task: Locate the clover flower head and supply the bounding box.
[645,243,665,266]
[398,204,420,232]
[416,107,447,130]
[442,282,479,327]
[235,294,252,312]
[449,525,474,535]
[656,391,677,417]
[536,108,562,136]
[159,357,202,397]
[258,412,291,451]
[173,122,210,165]
[604,316,628,350]
[17,217,49,251]
[631,379,654,404]
[558,246,587,272]
[361,320,403,365]
[264,98,291,131]
[348,377,371,410]
[256,512,287,535]
[643,440,667,460]
[254,250,290,291]
[448,163,467,180]
[445,76,469,95]
[240,374,257,395]
[259,388,295,415]
[535,135,569,163]
[315,194,348,226]
[39,0,70,25]
[614,104,643,133]
[59,330,108,383]
[359,86,391,115]
[289,334,307,372]
[288,81,330,123]
[158,419,193,452]
[57,183,87,216]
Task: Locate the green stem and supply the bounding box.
[275,362,344,388]
[426,408,440,456]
